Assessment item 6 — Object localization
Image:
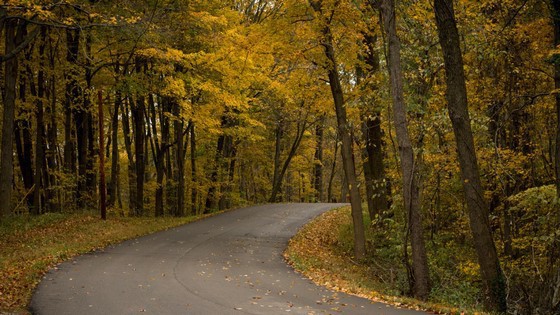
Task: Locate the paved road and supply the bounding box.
[30,203,423,314]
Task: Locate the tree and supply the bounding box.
[308,0,366,259]
[0,17,22,218]
[434,0,506,312]
[379,0,430,300]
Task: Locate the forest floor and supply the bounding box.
[0,210,221,314]
[284,206,487,315]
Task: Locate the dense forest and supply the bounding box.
[1,0,559,314]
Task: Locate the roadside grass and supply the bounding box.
[0,210,218,314]
[284,206,487,315]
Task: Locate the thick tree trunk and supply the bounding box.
[434,0,506,312]
[0,18,20,217]
[361,114,388,220]
[309,0,366,259]
[16,49,34,210]
[381,0,430,299]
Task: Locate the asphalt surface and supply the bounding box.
[30,203,424,314]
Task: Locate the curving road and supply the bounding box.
[30,203,423,314]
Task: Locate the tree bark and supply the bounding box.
[64,28,79,177]
[434,0,506,312]
[15,35,34,210]
[381,0,430,299]
[0,18,21,217]
[33,26,47,215]
[269,119,307,203]
[98,91,106,220]
[553,0,560,199]
[309,0,366,259]
[108,73,121,208]
[173,100,185,217]
[190,121,198,214]
[313,117,324,202]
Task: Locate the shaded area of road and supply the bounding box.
[30,203,424,314]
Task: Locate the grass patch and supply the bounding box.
[0,210,219,313]
[284,206,488,315]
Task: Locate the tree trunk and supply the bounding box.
[33,26,47,215]
[0,18,21,217]
[46,36,59,213]
[16,43,34,210]
[173,101,185,217]
[434,0,506,312]
[313,118,324,202]
[327,134,339,203]
[381,0,430,299]
[64,28,79,177]
[270,118,284,202]
[132,93,145,216]
[108,79,121,208]
[553,0,560,199]
[269,120,307,203]
[190,121,198,214]
[98,91,106,220]
[310,0,366,259]
[121,96,136,214]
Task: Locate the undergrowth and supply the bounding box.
[284,206,488,314]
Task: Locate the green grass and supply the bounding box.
[284,206,488,315]
[0,210,220,314]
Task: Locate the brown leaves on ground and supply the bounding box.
[284,207,472,315]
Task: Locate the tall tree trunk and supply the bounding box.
[85,31,96,203]
[0,18,21,217]
[205,135,223,212]
[16,39,34,210]
[33,26,47,215]
[381,0,430,299]
[434,0,506,312]
[313,117,324,202]
[553,0,560,199]
[327,133,339,203]
[98,90,106,220]
[361,114,388,220]
[46,35,59,213]
[64,28,79,178]
[358,31,388,220]
[151,95,170,217]
[108,78,121,208]
[269,120,307,203]
[121,96,136,214]
[132,93,145,216]
[190,121,198,214]
[270,118,284,202]
[310,0,366,259]
[173,101,185,217]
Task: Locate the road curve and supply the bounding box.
[30,203,423,314]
